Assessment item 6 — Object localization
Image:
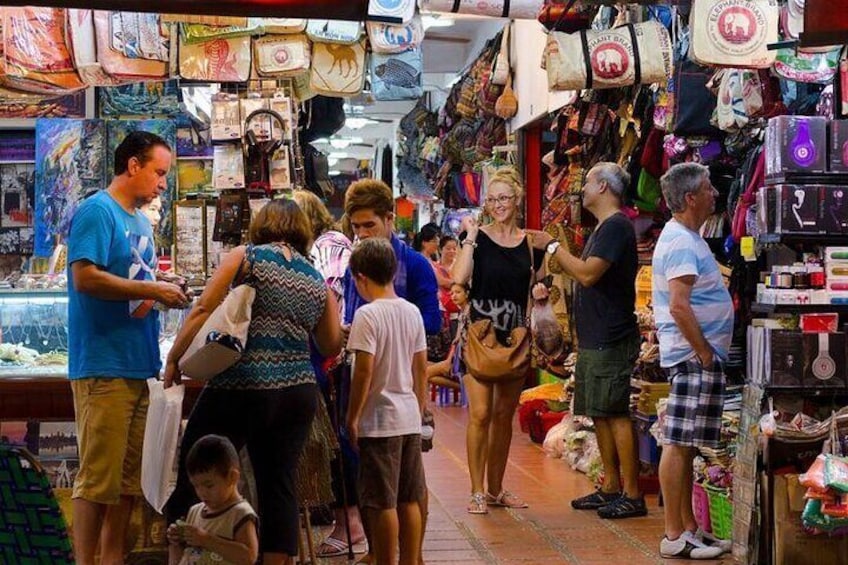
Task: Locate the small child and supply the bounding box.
[167,435,259,565]
[345,238,428,565]
[427,282,470,391]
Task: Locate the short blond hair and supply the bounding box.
[293,189,335,240]
[488,167,524,200]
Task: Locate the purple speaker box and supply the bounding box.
[766,116,827,177]
[776,184,822,234]
[802,332,846,388]
[829,120,848,173]
[769,330,804,387]
[819,186,848,234]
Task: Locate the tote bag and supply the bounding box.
[690,0,778,69]
[141,379,184,513]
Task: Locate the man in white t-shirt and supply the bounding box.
[345,238,428,565]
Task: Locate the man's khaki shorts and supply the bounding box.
[71,377,149,504]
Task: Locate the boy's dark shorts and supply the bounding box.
[357,434,426,510]
[573,335,639,418]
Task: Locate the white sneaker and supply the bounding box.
[695,528,732,553]
[660,531,725,560]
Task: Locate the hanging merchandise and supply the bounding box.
[709,68,763,132]
[180,20,262,44]
[262,18,308,34]
[179,35,252,82]
[253,34,311,78]
[213,144,246,189]
[310,40,367,97]
[240,98,270,138]
[242,108,287,192]
[689,0,778,69]
[292,71,316,101]
[672,59,722,137]
[367,17,424,54]
[211,93,242,141]
[94,12,169,82]
[370,48,424,101]
[495,75,518,119]
[492,24,511,85]
[161,14,248,26]
[306,20,363,44]
[0,7,86,94]
[537,0,597,32]
[545,21,673,91]
[774,48,842,84]
[367,0,416,23]
[420,0,545,19]
[66,9,122,86]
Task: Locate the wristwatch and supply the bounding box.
[546,241,561,255]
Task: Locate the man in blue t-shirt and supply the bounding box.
[67,131,187,565]
[651,163,733,560]
[317,178,439,559]
[531,163,645,519]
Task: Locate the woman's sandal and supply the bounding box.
[315,536,368,557]
[487,490,528,509]
[467,492,488,514]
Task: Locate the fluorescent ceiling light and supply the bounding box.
[328,157,339,166]
[346,117,379,129]
[422,15,455,29]
[329,152,349,159]
[329,170,341,176]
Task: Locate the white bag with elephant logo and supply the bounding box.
[367,17,424,54]
[306,20,362,45]
[690,0,778,69]
[310,40,367,97]
[253,35,311,77]
[545,21,672,91]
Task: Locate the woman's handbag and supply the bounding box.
[463,238,534,383]
[179,247,256,381]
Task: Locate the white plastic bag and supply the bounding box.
[141,378,184,513]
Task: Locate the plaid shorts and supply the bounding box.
[662,359,725,448]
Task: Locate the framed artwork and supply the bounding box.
[176,126,213,158]
[173,200,206,278]
[98,80,181,117]
[177,159,214,197]
[34,119,107,257]
[107,120,177,247]
[0,164,34,227]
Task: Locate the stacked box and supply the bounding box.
[776,185,821,234]
[829,120,848,173]
[766,116,827,178]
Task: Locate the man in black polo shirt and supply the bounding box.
[530,162,644,519]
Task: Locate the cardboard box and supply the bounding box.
[766,116,828,177]
[800,313,840,333]
[777,185,821,234]
[802,331,847,387]
[769,330,804,387]
[773,474,848,565]
[823,247,848,262]
[819,186,848,234]
[828,120,848,173]
[756,185,778,234]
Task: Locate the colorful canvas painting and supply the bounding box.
[176,125,213,158]
[177,159,214,197]
[107,120,177,247]
[0,164,34,227]
[98,80,180,117]
[34,119,107,257]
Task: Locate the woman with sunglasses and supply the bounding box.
[452,168,544,515]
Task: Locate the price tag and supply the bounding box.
[741,236,756,262]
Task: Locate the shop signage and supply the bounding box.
[0,0,369,21]
[802,0,848,47]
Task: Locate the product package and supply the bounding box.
[769,329,804,387]
[213,145,245,189]
[819,186,848,234]
[211,93,241,140]
[829,120,848,173]
[776,184,821,234]
[766,116,828,178]
[802,332,847,387]
[239,97,270,138]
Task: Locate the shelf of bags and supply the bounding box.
[757,233,848,245]
[751,302,848,314]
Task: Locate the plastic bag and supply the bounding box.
[531,285,564,358]
[141,378,184,513]
[542,415,573,459]
[824,456,848,493]
[800,454,828,490]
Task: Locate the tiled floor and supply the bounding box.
[318,404,731,564]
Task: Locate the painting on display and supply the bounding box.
[0,90,86,119]
[0,164,34,227]
[34,119,107,257]
[176,125,213,158]
[98,80,181,118]
[0,131,35,162]
[106,120,177,247]
[177,159,214,197]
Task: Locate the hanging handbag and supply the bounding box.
[179,246,256,381]
[689,0,778,69]
[253,34,311,78]
[370,48,424,101]
[306,20,362,44]
[537,0,595,33]
[179,35,251,82]
[367,17,424,54]
[492,24,511,85]
[463,238,535,383]
[310,39,367,97]
[261,18,307,34]
[420,0,544,19]
[545,21,672,91]
[368,0,416,23]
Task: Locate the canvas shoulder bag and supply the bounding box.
[463,237,535,383]
[690,0,778,69]
[179,246,256,381]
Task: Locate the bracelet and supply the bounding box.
[461,238,477,248]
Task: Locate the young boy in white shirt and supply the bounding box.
[345,238,429,565]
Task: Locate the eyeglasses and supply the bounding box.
[484,194,516,206]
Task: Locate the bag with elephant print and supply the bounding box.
[311,40,367,97]
[306,20,362,44]
[545,21,672,91]
[689,0,778,69]
[253,35,311,78]
[367,17,424,54]
[370,48,424,101]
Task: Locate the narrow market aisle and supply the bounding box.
[323,404,730,565]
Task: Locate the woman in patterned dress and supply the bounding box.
[164,199,341,565]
